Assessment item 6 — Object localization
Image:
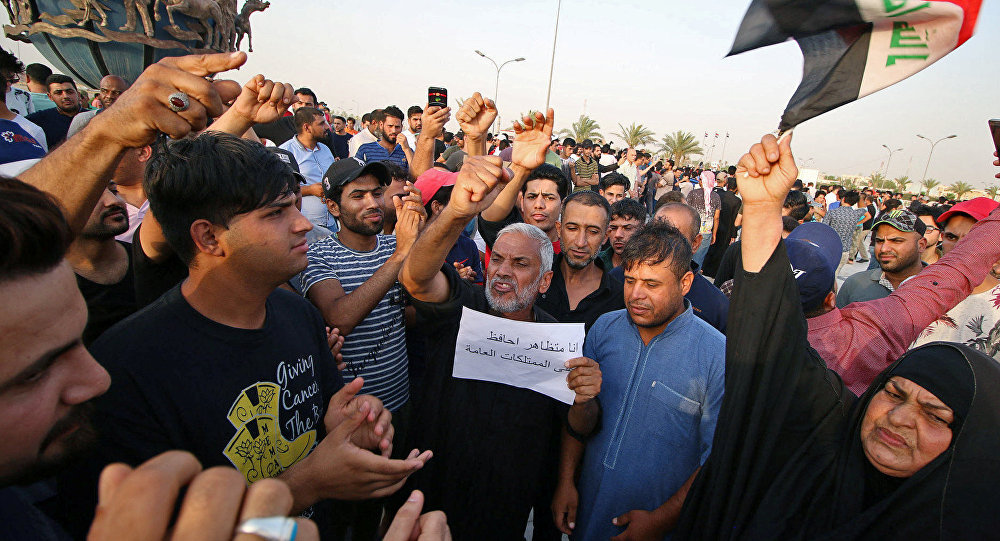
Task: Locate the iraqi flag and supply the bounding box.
[730,0,981,131]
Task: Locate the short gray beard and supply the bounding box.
[565,251,598,270]
[485,274,542,314]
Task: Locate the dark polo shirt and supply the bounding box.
[537,254,624,331]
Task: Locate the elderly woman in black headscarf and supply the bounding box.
[674,134,1000,540]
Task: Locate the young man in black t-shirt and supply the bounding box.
[60,134,431,537]
[66,182,136,346]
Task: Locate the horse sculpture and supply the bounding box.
[234,0,268,52]
[153,0,225,49]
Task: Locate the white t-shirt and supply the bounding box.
[911,283,1000,359]
[599,154,616,178]
[5,87,34,116]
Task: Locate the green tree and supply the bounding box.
[657,130,703,165]
[868,171,892,190]
[613,122,656,149]
[948,181,974,200]
[556,114,603,142]
[985,185,1000,201]
[892,176,910,194]
[920,178,941,195]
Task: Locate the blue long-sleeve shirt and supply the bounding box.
[575,304,725,540]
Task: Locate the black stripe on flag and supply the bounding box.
[780,24,872,131]
[730,0,867,56]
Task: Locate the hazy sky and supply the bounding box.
[4,0,998,186]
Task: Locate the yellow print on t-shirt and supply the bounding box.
[223,382,316,483]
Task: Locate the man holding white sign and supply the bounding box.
[398,112,603,539]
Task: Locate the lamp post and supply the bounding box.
[881,144,902,177]
[545,0,562,113]
[474,50,525,135]
[916,134,957,183]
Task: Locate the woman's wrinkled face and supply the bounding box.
[860,377,954,477]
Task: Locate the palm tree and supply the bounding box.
[892,176,910,194]
[868,171,892,190]
[985,186,1000,201]
[658,130,703,165]
[613,122,656,149]
[948,181,974,200]
[556,114,603,142]
[920,178,941,196]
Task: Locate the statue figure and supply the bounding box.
[120,0,156,37]
[234,0,268,52]
[68,0,111,27]
[153,0,223,49]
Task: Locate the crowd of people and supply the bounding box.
[2,45,1000,541]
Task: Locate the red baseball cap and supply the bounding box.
[937,197,999,225]
[414,168,458,206]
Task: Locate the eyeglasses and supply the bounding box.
[3,73,19,84]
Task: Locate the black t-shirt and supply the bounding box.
[330,132,352,159]
[434,139,446,161]
[74,241,137,346]
[862,203,877,230]
[58,285,343,535]
[537,254,624,332]
[25,107,77,148]
[131,222,188,307]
[403,265,568,539]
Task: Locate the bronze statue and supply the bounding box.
[234,0,268,52]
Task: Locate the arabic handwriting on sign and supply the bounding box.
[487,331,519,345]
[568,342,578,353]
[464,344,496,357]
[553,367,572,373]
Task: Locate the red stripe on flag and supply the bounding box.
[940,0,981,45]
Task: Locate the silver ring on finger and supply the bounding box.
[167,92,190,113]
[235,516,298,541]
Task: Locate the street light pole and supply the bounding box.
[916,134,958,183]
[475,50,525,135]
[881,144,902,177]
[545,0,562,113]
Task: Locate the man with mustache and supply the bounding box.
[552,220,725,540]
[66,181,136,346]
[26,74,83,148]
[302,158,425,438]
[399,149,602,539]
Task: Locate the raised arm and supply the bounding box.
[479,109,554,222]
[19,52,247,235]
[678,134,854,539]
[830,203,1000,390]
[456,92,497,158]
[400,156,510,303]
[136,74,297,262]
[396,133,415,164]
[409,104,451,179]
[307,189,425,335]
[737,134,796,271]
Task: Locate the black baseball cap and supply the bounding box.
[321,157,391,198]
[267,148,305,184]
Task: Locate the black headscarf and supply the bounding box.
[676,242,1000,540]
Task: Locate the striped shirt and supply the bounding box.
[356,141,408,169]
[300,234,409,411]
